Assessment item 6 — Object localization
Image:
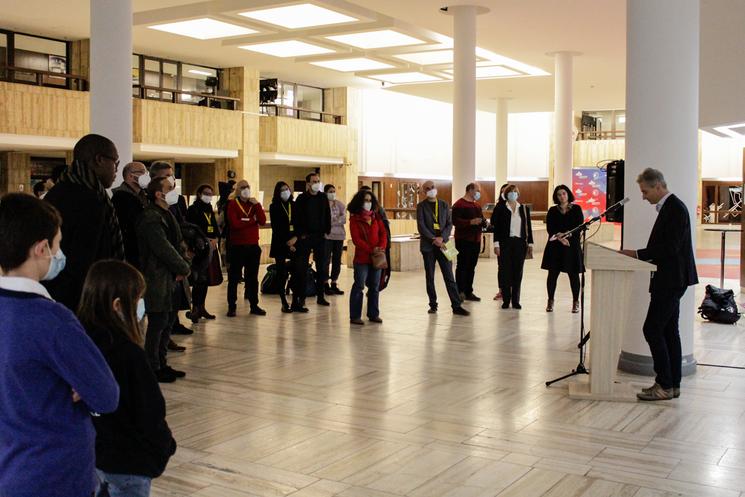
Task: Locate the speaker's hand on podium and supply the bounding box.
[618,249,638,259]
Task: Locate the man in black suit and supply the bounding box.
[620,168,698,401]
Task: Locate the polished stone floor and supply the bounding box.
[155,229,745,497]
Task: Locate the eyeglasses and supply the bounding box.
[101,155,120,167]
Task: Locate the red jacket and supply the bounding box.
[349,213,387,265]
[227,198,266,246]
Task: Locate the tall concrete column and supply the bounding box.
[619,0,699,377]
[550,51,578,190]
[442,4,489,203]
[90,0,133,185]
[495,97,509,193]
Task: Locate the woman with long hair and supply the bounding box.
[269,181,301,313]
[347,189,387,325]
[323,183,346,296]
[186,184,221,322]
[78,260,176,497]
[541,184,585,312]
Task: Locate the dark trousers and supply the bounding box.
[546,270,581,301]
[228,244,261,309]
[497,253,506,292]
[274,257,296,308]
[295,235,328,304]
[145,311,175,372]
[192,283,208,309]
[455,239,480,295]
[643,288,686,389]
[422,249,461,309]
[501,237,527,306]
[350,263,381,319]
[325,239,344,283]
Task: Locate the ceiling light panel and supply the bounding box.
[310,58,394,72]
[394,50,453,65]
[367,72,442,84]
[239,40,335,57]
[149,18,258,40]
[239,3,358,29]
[326,30,425,49]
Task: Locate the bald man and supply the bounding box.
[112,161,149,268]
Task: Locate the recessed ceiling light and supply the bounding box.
[239,3,357,29]
[326,30,425,49]
[238,40,335,57]
[149,18,257,40]
[394,50,453,65]
[188,69,214,76]
[367,72,442,84]
[446,65,520,78]
[310,58,394,72]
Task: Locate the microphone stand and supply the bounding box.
[545,199,626,388]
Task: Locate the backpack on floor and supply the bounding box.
[261,264,281,294]
[698,284,741,324]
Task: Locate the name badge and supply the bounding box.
[207,226,214,233]
[289,226,294,232]
[433,223,440,230]
[241,217,250,221]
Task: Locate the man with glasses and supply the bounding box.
[112,162,149,268]
[43,134,125,311]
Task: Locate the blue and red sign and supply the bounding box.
[572,168,607,221]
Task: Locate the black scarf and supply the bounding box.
[59,160,125,260]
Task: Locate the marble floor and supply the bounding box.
[155,229,745,497]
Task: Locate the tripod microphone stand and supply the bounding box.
[545,197,629,388]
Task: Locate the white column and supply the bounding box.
[90,0,133,186]
[551,51,577,190]
[443,5,489,203]
[619,0,699,377]
[495,98,509,191]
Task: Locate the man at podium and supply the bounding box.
[620,168,698,401]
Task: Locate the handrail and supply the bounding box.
[134,85,239,110]
[0,64,88,90]
[576,130,626,140]
[260,103,343,125]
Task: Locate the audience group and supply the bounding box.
[0,133,590,497]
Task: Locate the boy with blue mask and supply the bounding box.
[0,193,119,497]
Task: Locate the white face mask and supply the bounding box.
[327,192,336,201]
[473,191,481,201]
[310,182,321,193]
[363,202,372,212]
[426,188,438,199]
[280,189,291,201]
[136,298,146,321]
[165,189,180,206]
[137,172,151,189]
[240,187,251,199]
[167,175,176,187]
[201,194,213,204]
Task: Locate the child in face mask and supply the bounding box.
[78,260,176,497]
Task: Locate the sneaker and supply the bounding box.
[637,383,674,401]
[167,340,185,352]
[642,383,680,399]
[171,322,193,335]
[226,308,236,318]
[453,306,470,316]
[317,298,331,306]
[465,294,481,302]
[156,369,177,383]
[428,305,438,314]
[250,307,267,316]
[350,318,365,325]
[369,316,383,323]
[331,284,345,295]
[163,366,186,378]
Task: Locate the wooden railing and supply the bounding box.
[0,64,88,91]
[260,103,343,125]
[576,130,626,140]
[134,85,239,110]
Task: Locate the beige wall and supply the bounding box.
[0,83,89,137]
[0,152,32,195]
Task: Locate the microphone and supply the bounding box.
[590,197,629,222]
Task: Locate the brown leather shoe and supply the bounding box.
[546,299,554,312]
[637,383,674,401]
[642,383,680,399]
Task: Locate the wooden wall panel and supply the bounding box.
[0,152,32,195]
[0,83,88,138]
[133,99,243,150]
[259,116,351,159]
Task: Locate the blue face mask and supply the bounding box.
[42,244,66,281]
[136,298,146,321]
[506,191,519,202]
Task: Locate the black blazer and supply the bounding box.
[269,200,296,259]
[637,194,698,293]
[112,187,146,269]
[186,201,220,240]
[491,202,534,245]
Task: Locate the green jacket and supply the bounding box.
[136,204,191,313]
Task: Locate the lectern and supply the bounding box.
[568,242,656,402]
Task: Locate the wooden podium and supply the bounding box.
[567,242,656,402]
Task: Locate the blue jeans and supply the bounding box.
[96,470,151,497]
[350,263,381,320]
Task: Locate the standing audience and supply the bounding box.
[137,177,191,383]
[0,193,119,497]
[492,184,533,309]
[324,183,346,296]
[78,260,176,497]
[112,161,149,268]
[294,173,332,308]
[43,133,124,311]
[492,183,508,301]
[186,184,221,321]
[269,181,301,313]
[348,190,387,325]
[226,180,266,317]
[452,182,486,302]
[541,185,584,313]
[416,181,470,316]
